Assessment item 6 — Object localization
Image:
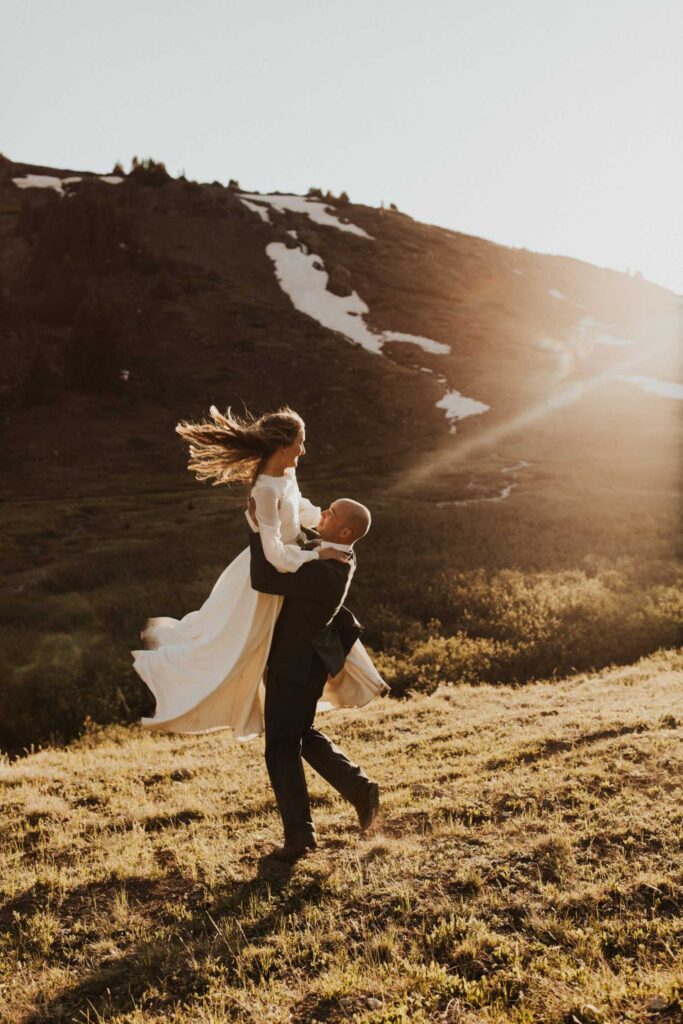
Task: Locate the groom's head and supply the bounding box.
[317,499,371,546]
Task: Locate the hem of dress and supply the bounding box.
[139,716,262,741]
[318,680,390,712]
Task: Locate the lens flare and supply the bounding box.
[395,335,681,493]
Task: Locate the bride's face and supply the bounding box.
[281,428,306,468]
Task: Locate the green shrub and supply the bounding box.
[373,563,682,695]
[0,630,149,753]
[2,486,680,753]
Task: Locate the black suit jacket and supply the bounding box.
[249,531,363,680]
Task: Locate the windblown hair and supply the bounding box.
[175,404,304,488]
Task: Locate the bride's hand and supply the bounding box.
[319,547,350,563]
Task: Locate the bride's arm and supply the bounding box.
[251,486,320,573]
[298,495,321,530]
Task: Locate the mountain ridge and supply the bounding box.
[1,156,679,505]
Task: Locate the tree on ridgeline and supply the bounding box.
[129,156,171,186]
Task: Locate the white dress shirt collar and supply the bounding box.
[319,540,354,554]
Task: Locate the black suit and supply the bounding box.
[249,531,371,847]
[250,530,363,678]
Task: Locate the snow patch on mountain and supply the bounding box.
[12,174,123,195]
[436,390,491,432]
[245,199,487,430]
[538,337,573,378]
[13,175,81,195]
[266,242,449,356]
[240,198,271,224]
[382,331,450,356]
[241,193,373,239]
[546,381,587,409]
[538,313,638,382]
[616,375,683,399]
[578,316,635,346]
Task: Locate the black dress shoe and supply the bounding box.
[355,781,380,831]
[268,842,317,863]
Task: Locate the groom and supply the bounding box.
[247,498,381,862]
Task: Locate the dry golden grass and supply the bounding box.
[1,650,682,1024]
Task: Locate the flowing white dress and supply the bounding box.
[131,468,388,738]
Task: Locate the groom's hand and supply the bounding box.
[319,547,350,563]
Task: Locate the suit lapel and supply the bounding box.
[331,553,355,612]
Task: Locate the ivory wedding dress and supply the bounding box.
[131,468,388,738]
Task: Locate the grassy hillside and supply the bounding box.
[1,470,680,755]
[1,157,680,753]
[1,650,681,1023]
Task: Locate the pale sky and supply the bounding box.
[2,0,681,293]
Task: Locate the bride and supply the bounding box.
[131,404,388,739]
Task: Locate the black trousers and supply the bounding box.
[264,654,370,846]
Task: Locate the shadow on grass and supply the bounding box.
[141,809,205,831]
[485,721,653,771]
[10,861,328,1023]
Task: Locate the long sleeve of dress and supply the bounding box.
[299,495,321,529]
[252,486,320,573]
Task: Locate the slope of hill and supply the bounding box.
[1,156,680,503]
[0,157,680,754]
[1,651,681,1023]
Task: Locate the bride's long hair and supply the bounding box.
[175,404,304,489]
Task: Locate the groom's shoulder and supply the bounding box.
[301,555,353,585]
[322,554,355,584]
